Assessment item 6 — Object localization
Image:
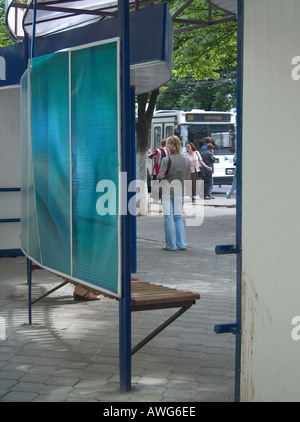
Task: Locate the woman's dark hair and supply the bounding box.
[187,142,196,152]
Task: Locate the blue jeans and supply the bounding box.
[162,194,187,250]
[226,173,236,198]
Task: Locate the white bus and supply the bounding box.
[150,109,236,186]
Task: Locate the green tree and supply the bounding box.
[166,0,237,80]
[156,67,237,111]
[0,0,14,47]
[156,0,237,111]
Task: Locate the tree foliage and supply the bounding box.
[165,0,237,80]
[154,0,237,112]
[0,0,14,47]
[156,67,237,111]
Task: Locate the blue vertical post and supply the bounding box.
[27,0,38,328]
[27,258,32,325]
[30,0,38,60]
[118,0,132,392]
[235,0,244,403]
[130,87,137,274]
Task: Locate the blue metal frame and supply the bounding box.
[213,0,243,402]
[0,219,20,223]
[214,323,238,335]
[0,188,21,192]
[27,258,32,325]
[118,0,132,392]
[0,249,23,257]
[235,0,244,403]
[130,87,137,275]
[215,244,240,255]
[30,0,38,61]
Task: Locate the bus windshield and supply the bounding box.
[180,124,235,154]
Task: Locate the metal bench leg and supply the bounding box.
[27,261,69,324]
[27,259,32,325]
[131,304,192,356]
[31,281,69,305]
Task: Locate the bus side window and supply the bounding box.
[165,125,174,139]
[153,126,162,149]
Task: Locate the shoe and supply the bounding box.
[162,247,176,251]
[209,196,215,199]
[204,196,211,200]
[74,292,101,301]
[178,248,187,251]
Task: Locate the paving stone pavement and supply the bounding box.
[0,193,237,403]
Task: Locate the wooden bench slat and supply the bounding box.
[131,279,200,309]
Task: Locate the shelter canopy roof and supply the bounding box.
[7,0,237,42]
[4,1,174,94]
[7,0,160,40]
[206,0,237,15]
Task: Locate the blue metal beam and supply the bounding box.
[30,0,38,60]
[118,0,132,392]
[235,0,244,403]
[215,244,240,255]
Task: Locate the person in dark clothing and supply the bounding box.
[201,143,215,199]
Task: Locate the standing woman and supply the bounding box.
[158,136,190,251]
[185,142,211,203]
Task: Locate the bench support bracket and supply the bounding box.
[131,304,192,356]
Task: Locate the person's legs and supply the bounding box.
[173,196,187,249]
[209,176,214,197]
[191,172,197,203]
[226,173,236,199]
[162,194,176,250]
[204,172,212,198]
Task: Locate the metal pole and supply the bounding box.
[27,0,37,327]
[30,0,38,60]
[118,0,132,392]
[130,87,137,274]
[27,258,32,325]
[235,0,244,403]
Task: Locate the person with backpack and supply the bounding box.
[148,139,169,180]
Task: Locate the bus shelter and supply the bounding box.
[0,0,173,392]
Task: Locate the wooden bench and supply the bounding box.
[28,265,200,355]
[130,278,200,355]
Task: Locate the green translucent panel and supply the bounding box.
[31,52,71,274]
[71,43,119,293]
[21,41,120,296]
[21,70,41,263]
[20,70,29,253]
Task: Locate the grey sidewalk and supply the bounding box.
[0,193,236,402]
